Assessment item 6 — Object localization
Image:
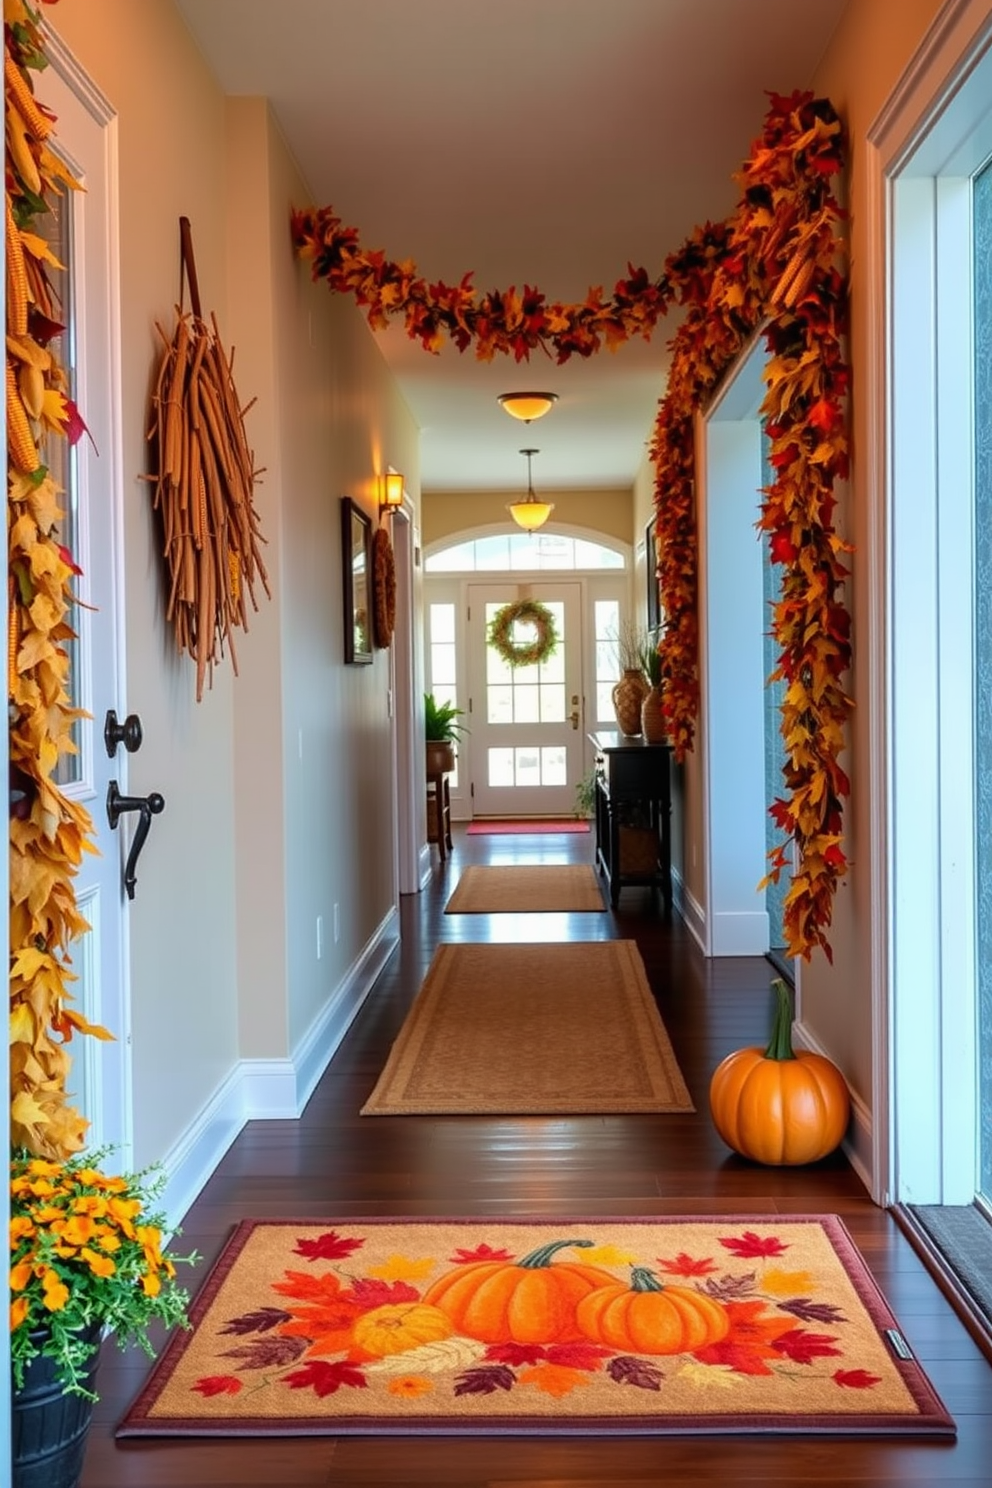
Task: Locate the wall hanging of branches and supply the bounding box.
[147,218,269,701]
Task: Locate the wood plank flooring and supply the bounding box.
[79,828,992,1486]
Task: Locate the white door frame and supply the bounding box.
[865,0,992,1205]
[43,31,132,1160]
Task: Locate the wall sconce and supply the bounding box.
[507,448,554,532]
[380,470,404,517]
[497,391,558,423]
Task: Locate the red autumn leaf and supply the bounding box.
[769,530,797,564]
[545,1342,612,1371]
[340,1277,419,1308]
[451,1243,515,1264]
[693,1300,797,1377]
[656,1252,719,1278]
[56,544,83,576]
[719,1232,789,1259]
[486,1342,547,1366]
[271,1269,343,1304]
[292,1232,364,1263]
[62,397,92,449]
[773,1328,842,1365]
[192,1374,243,1398]
[283,1359,368,1398]
[833,1368,882,1389]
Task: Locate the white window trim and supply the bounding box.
[866,0,992,1205]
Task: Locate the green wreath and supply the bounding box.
[487,599,559,669]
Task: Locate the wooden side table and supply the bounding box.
[426,770,453,860]
[590,731,672,909]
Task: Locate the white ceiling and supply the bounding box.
[174,0,848,494]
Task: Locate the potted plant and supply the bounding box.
[10,1147,196,1486]
[424,691,467,776]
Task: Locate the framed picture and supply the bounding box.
[645,517,661,631]
[341,497,373,664]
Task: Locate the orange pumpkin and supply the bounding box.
[576,1266,730,1354]
[709,978,851,1165]
[423,1238,618,1345]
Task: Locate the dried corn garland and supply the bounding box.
[147,287,269,700]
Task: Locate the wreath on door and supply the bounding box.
[372,525,396,648]
[487,599,559,668]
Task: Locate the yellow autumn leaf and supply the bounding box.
[761,1268,814,1296]
[11,1090,50,1129]
[368,1254,438,1283]
[58,1010,115,1042]
[18,231,66,270]
[676,1361,741,1390]
[582,1244,637,1268]
[10,1003,37,1046]
[40,387,70,432]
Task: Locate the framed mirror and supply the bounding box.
[341,497,373,664]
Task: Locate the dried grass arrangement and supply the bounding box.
[146,219,269,700]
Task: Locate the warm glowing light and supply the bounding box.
[497,392,558,423]
[507,448,554,532]
[381,470,404,513]
[507,497,555,531]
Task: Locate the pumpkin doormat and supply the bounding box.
[117,1216,954,1438]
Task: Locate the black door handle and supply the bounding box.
[106,781,165,900]
[104,709,143,758]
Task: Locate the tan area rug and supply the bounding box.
[116,1215,955,1438]
[444,865,605,915]
[360,941,693,1115]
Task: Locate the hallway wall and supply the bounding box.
[48,2,419,1191]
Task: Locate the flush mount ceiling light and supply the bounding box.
[497,391,558,423]
[507,447,554,533]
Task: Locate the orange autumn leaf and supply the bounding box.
[517,1362,592,1398]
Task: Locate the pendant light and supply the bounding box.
[507,448,554,532]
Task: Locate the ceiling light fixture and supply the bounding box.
[497,391,558,423]
[507,448,554,533]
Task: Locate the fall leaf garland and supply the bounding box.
[294,90,851,961]
[6,0,110,1157]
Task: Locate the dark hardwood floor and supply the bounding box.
[81,827,992,1487]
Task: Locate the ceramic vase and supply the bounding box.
[640,685,667,744]
[611,669,648,736]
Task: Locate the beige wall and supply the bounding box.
[800,0,947,1112]
[51,0,241,1167]
[49,1,419,1172]
[423,487,633,550]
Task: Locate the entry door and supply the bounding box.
[45,48,131,1159]
[467,583,584,817]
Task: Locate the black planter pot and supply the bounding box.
[12,1325,101,1488]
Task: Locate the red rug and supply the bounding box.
[466,820,590,835]
[117,1215,954,1438]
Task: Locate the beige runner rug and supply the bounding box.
[361,941,693,1115]
[444,865,605,915]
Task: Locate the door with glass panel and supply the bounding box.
[467,583,584,818]
[43,54,130,1159]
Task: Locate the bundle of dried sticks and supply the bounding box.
[147,221,269,700]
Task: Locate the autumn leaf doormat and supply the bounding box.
[117,1216,954,1438]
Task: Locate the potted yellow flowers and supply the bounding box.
[10,1148,195,1487]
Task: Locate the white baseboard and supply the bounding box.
[672,868,706,954]
[158,907,400,1230]
[709,910,769,957]
[793,1017,875,1201]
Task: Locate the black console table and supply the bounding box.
[590,731,672,909]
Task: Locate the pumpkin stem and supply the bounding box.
[764,978,796,1062]
[517,1239,594,1269]
[629,1265,665,1293]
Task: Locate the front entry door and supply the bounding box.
[45,46,130,1159]
[467,583,584,818]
